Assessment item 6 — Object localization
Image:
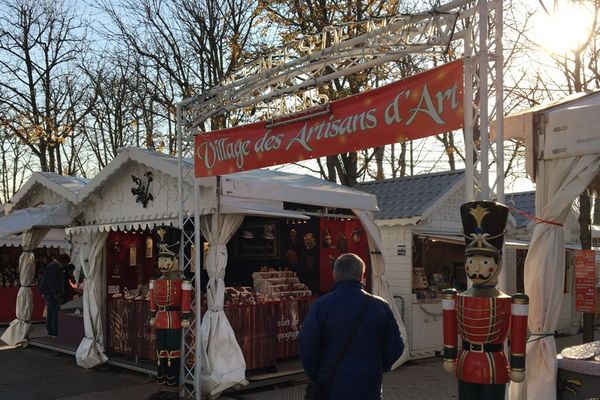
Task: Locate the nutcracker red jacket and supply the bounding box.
[298,280,404,400]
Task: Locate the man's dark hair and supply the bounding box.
[58,254,70,265]
[333,253,365,282]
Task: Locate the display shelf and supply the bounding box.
[252,269,312,300]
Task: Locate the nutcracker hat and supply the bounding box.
[156,226,181,259]
[460,201,509,258]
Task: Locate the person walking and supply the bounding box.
[39,254,70,337]
[299,253,404,400]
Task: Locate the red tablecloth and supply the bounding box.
[57,311,84,348]
[0,287,46,323]
[201,297,316,369]
[106,296,317,369]
[107,298,156,361]
[224,303,277,370]
[273,297,315,359]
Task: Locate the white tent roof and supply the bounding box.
[0,228,69,248]
[76,148,199,203]
[77,147,379,216]
[221,169,379,212]
[0,204,73,238]
[501,90,600,179]
[7,172,88,212]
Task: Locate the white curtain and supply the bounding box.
[1,229,49,345]
[69,240,83,282]
[76,231,109,368]
[509,155,600,400]
[353,209,409,368]
[199,213,247,396]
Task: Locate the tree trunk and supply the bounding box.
[326,155,337,183]
[579,191,594,343]
[374,146,385,180]
[593,197,600,225]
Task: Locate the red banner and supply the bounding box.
[575,249,597,313]
[195,60,464,177]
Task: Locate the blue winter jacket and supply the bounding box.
[299,280,404,400]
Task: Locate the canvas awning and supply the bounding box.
[65,217,179,234]
[220,169,379,212]
[0,228,70,248]
[0,204,72,238]
[219,196,310,220]
[415,232,464,245]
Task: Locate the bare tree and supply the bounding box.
[96,0,258,154]
[262,0,420,186]
[0,0,93,174]
[80,50,162,170]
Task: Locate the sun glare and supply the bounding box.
[534,3,594,54]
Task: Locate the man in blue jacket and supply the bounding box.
[39,254,69,337]
[299,253,404,400]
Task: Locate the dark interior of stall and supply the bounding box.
[218,215,371,373]
[104,214,371,374]
[105,229,162,362]
[412,236,466,303]
[516,248,573,295]
[0,245,60,323]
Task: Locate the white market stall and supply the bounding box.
[504,92,600,400]
[195,168,410,396]
[0,172,86,346]
[66,147,408,396]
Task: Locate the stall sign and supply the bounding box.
[194,60,464,177]
[108,285,120,295]
[575,249,596,313]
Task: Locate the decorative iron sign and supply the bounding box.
[131,171,154,207]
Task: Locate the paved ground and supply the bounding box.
[0,323,595,399]
[0,345,159,400]
[226,358,457,400]
[0,342,456,400]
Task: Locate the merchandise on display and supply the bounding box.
[252,267,312,301]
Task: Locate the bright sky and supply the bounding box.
[79,0,587,197]
[275,0,600,196]
[531,1,595,55]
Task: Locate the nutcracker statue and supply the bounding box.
[442,201,529,400]
[149,226,192,391]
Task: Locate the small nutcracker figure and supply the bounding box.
[149,226,192,390]
[442,201,529,400]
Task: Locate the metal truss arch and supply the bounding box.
[177,1,503,398]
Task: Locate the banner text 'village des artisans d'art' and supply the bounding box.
[194,60,464,177]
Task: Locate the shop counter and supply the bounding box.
[273,297,315,359]
[108,298,156,361]
[107,296,316,369]
[223,303,277,370]
[206,297,316,369]
[57,310,84,348]
[0,287,46,323]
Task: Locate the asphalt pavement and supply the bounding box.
[0,325,591,400]
[0,342,457,400]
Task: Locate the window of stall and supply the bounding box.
[201,213,372,372]
[516,248,573,294]
[0,245,60,323]
[105,229,160,362]
[102,214,371,371]
[412,236,466,303]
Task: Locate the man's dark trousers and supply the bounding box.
[44,295,59,336]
